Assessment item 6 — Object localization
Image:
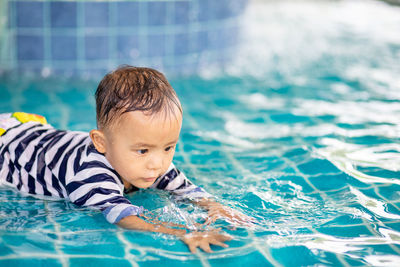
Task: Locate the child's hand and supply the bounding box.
[181,230,232,253]
[204,203,256,227]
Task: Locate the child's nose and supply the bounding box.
[147,156,163,171]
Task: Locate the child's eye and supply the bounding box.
[137,149,148,155]
[165,146,175,152]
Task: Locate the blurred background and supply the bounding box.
[1,1,400,266]
[0,0,248,78]
[0,0,399,80]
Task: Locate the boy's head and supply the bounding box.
[95,65,181,130]
[90,66,183,189]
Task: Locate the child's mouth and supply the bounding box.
[143,177,157,182]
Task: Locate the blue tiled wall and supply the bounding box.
[16,1,44,28]
[51,2,78,28]
[2,0,248,77]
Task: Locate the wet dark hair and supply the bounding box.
[95,65,182,129]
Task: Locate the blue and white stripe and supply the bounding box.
[0,120,211,224]
[150,164,211,200]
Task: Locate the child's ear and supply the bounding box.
[89,129,107,153]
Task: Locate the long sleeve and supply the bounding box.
[66,147,144,224]
[150,163,212,200]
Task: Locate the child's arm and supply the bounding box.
[117,215,232,253]
[152,163,255,227]
[68,163,232,253]
[117,214,185,235]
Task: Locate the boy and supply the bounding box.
[0,66,251,253]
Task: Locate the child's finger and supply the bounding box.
[200,242,213,253]
[203,216,216,226]
[217,233,233,242]
[188,244,197,254]
[210,240,229,248]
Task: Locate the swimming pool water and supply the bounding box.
[1,0,400,266]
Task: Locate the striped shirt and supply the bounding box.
[0,121,210,224]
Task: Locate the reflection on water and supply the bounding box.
[317,138,400,185]
[349,187,400,220]
[1,0,400,266]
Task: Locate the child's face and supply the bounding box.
[97,109,182,189]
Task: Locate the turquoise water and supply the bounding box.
[1,0,400,266]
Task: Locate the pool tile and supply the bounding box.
[16,34,44,61]
[57,210,113,231]
[123,231,174,250]
[0,240,14,256]
[84,2,109,28]
[0,86,11,100]
[349,136,394,146]
[343,176,374,189]
[19,86,50,108]
[1,231,58,255]
[270,245,321,266]
[307,192,326,201]
[51,35,77,60]
[353,187,388,208]
[138,255,203,267]
[208,250,273,266]
[117,35,140,60]
[282,147,308,158]
[315,251,348,266]
[54,89,90,107]
[174,33,190,55]
[240,191,280,211]
[308,173,354,192]
[298,158,339,175]
[147,1,167,25]
[146,34,166,57]
[0,258,62,267]
[235,155,286,173]
[214,0,248,19]
[0,201,58,231]
[365,243,400,255]
[270,113,310,124]
[213,0,233,20]
[344,256,369,266]
[85,35,109,60]
[173,1,191,24]
[207,29,232,50]
[278,175,315,193]
[7,2,15,28]
[385,203,400,219]
[315,224,372,238]
[321,214,365,227]
[61,231,125,258]
[50,1,77,28]
[116,2,140,27]
[197,0,210,21]
[69,258,130,267]
[359,167,400,179]
[16,1,44,28]
[0,102,14,111]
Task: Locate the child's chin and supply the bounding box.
[133,182,153,189]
